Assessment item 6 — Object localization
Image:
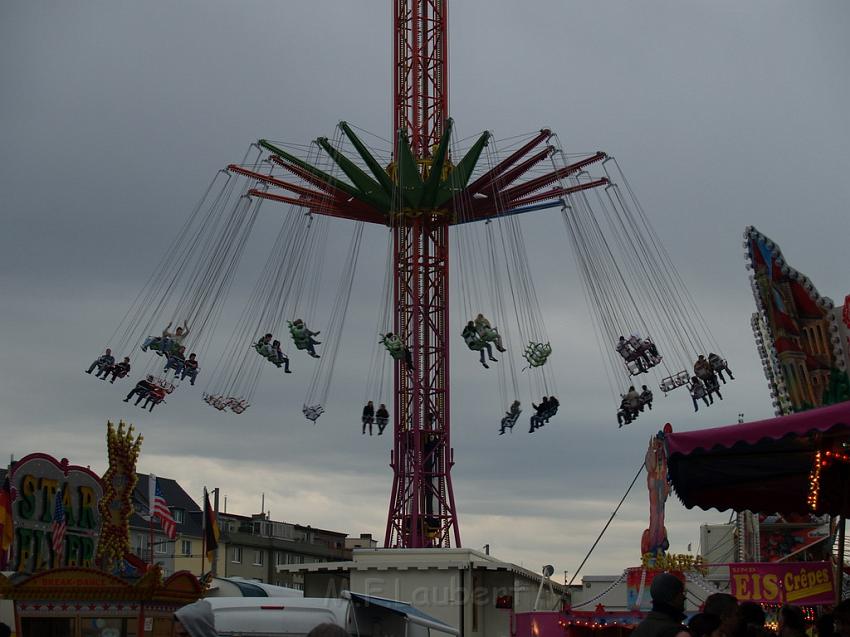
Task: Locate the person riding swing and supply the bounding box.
[474,314,507,353]
[462,321,497,368]
[499,400,521,435]
[375,403,390,435]
[289,319,321,358]
[362,401,375,435]
[381,332,413,370]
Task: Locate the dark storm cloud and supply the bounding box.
[1,0,848,576]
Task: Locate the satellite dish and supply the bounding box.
[542,565,554,578]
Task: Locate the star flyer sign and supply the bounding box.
[9,453,103,573]
[730,562,835,605]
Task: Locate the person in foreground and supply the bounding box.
[631,572,686,637]
[174,600,218,637]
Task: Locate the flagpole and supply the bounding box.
[212,487,219,577]
[201,487,207,577]
[148,514,154,567]
[148,474,156,567]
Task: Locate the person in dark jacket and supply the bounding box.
[689,613,722,637]
[704,593,739,637]
[833,600,850,637]
[375,404,390,435]
[362,401,375,435]
[86,348,114,375]
[631,572,687,637]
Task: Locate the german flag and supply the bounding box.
[203,489,220,562]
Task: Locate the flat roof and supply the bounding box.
[276,548,569,594]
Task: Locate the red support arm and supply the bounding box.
[466,128,551,194]
[268,156,355,203]
[505,178,610,209]
[229,165,337,202]
[454,177,609,224]
[496,151,607,203]
[472,146,554,196]
[248,189,388,225]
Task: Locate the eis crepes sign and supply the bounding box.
[730,562,835,605]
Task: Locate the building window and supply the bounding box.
[181,540,192,557]
[254,550,264,566]
[173,509,184,523]
[232,547,242,563]
[155,539,168,555]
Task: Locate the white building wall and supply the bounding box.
[351,568,463,632]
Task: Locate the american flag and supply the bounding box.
[152,478,177,540]
[51,488,67,561]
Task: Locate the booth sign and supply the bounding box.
[730,562,835,605]
[9,453,103,572]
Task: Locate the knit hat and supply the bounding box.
[650,573,684,604]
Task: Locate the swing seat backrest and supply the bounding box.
[503,412,520,427]
[465,337,484,351]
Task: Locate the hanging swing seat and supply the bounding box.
[151,377,175,394]
[500,407,521,432]
[709,355,731,376]
[659,370,689,394]
[213,396,233,411]
[230,399,249,414]
[254,341,274,358]
[303,404,324,422]
[523,341,552,367]
[381,334,406,359]
[462,329,485,351]
[704,375,721,397]
[689,382,707,400]
[289,321,319,351]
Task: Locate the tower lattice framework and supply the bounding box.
[386,0,459,548]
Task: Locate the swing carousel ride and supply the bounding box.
[85,0,733,548]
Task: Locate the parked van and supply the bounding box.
[207,590,458,637]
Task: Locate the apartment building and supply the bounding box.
[214,513,352,589]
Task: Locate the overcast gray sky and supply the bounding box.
[2,0,849,581]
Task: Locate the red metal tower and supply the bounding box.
[386,0,458,549]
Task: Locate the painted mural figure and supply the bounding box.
[641,433,670,558]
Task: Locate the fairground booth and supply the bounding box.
[510,401,850,637]
[0,422,202,636]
